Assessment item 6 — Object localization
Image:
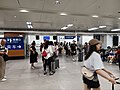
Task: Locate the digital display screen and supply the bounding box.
[65,36,75,39]
[5,37,24,50]
[43,36,50,40]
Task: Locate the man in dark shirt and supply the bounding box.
[70,40,77,61]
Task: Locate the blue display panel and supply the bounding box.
[5,37,24,50]
[43,36,50,40]
[65,36,75,39]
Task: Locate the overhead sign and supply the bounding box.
[65,36,75,39]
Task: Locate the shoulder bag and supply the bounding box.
[81,66,94,80]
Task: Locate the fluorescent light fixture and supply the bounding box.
[88,27,98,31]
[111,29,120,31]
[92,15,99,18]
[26,22,32,25]
[27,25,33,28]
[60,13,67,16]
[118,18,120,20]
[61,26,68,30]
[67,24,73,27]
[99,26,107,28]
[19,9,29,12]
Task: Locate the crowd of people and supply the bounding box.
[29,40,78,75]
[1,37,120,88]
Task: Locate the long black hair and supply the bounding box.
[85,43,99,60]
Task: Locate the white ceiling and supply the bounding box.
[0,0,120,33]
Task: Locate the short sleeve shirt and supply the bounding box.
[83,51,104,72]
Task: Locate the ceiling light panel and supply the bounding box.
[111,29,120,31]
[19,9,29,13]
[61,26,68,30]
[99,26,107,28]
[88,27,98,31]
[60,13,67,16]
[92,15,99,18]
[55,1,60,4]
[67,24,73,27]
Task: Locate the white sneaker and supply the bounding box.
[0,78,7,82]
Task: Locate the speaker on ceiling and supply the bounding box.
[113,36,118,46]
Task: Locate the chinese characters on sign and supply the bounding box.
[5,37,24,50]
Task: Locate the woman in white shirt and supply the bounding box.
[83,39,116,90]
[43,41,54,75]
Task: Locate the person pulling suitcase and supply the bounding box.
[111,78,120,90]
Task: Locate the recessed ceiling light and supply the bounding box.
[55,1,60,4]
[88,27,98,31]
[92,15,99,18]
[14,16,16,18]
[67,24,73,27]
[99,26,107,28]
[61,26,68,30]
[27,25,33,28]
[26,22,31,25]
[118,18,120,20]
[60,13,67,16]
[19,9,29,13]
[111,29,120,31]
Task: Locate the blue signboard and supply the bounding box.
[43,36,50,40]
[65,36,75,39]
[5,37,24,50]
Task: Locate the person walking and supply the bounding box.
[83,39,116,90]
[0,39,8,82]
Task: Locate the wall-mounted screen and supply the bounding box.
[43,36,50,40]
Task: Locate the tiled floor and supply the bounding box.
[0,55,120,90]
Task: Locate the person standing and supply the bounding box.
[0,39,8,81]
[83,39,116,90]
[30,41,38,69]
[70,40,77,61]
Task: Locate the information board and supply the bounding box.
[5,37,24,50]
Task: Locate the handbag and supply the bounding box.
[81,66,94,80]
[42,50,47,57]
[3,54,9,61]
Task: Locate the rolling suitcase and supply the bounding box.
[55,58,59,69]
[78,52,83,62]
[111,78,120,90]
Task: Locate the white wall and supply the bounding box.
[119,35,120,46]
[28,35,54,45]
[82,35,93,45]
[106,35,113,48]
